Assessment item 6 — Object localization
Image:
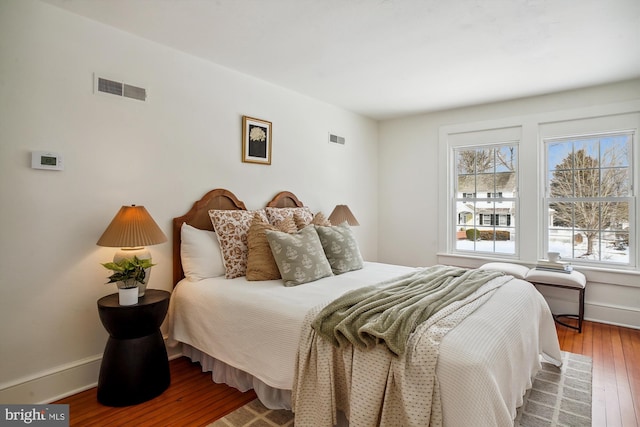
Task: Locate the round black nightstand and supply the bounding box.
[97,289,171,406]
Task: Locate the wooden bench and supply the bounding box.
[479,262,586,333]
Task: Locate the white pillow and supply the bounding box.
[180,223,226,281]
[479,262,531,279]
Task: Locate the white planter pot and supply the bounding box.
[118,287,139,306]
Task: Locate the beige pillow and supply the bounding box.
[209,209,268,279]
[294,211,331,230]
[265,225,333,286]
[246,213,297,281]
[315,222,364,274]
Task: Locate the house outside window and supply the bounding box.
[544,132,634,266]
[453,144,518,255]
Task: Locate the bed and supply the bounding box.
[167,188,562,426]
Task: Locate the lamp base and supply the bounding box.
[113,248,152,297]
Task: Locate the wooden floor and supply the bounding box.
[55,320,639,426]
[556,320,640,427]
[54,357,257,427]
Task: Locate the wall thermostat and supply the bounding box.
[31,151,64,171]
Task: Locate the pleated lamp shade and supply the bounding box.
[97,205,167,248]
[328,205,360,226]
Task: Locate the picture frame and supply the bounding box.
[242,116,272,165]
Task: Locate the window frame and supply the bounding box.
[438,105,640,275]
[451,142,520,257]
[543,130,635,267]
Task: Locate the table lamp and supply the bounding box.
[328,205,360,226]
[97,205,167,296]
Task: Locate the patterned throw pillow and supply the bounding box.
[265,225,333,286]
[265,207,313,227]
[209,209,268,279]
[293,211,331,230]
[246,213,297,281]
[315,222,364,274]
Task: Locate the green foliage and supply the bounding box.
[463,229,511,241]
[479,230,511,241]
[102,256,155,287]
[465,228,480,240]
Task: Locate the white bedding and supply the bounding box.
[168,262,416,390]
[168,261,562,425]
[294,269,563,426]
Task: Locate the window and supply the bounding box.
[453,144,518,255]
[545,132,634,266]
[441,111,638,270]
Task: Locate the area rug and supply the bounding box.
[514,351,592,427]
[209,351,592,427]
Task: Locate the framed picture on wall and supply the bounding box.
[242,116,272,165]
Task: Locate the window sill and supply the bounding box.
[437,252,640,288]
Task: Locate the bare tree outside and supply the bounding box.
[457,149,492,174]
[548,135,630,261]
[495,146,516,172]
[457,147,516,175]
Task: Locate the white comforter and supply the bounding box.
[168,262,562,426]
[168,262,416,389]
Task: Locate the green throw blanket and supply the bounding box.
[311,265,504,356]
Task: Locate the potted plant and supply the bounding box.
[102,256,155,305]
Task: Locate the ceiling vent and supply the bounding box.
[329,133,345,145]
[95,75,147,101]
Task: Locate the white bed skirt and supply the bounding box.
[182,344,292,410]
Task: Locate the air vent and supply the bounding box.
[95,75,147,101]
[329,133,345,145]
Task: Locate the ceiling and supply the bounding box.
[40,0,640,120]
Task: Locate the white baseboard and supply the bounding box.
[583,301,640,329]
[0,340,183,405]
[0,355,101,404]
[541,293,640,330]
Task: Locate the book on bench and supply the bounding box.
[535,259,573,273]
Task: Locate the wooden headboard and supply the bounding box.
[266,191,304,208]
[172,189,305,286]
[172,189,247,286]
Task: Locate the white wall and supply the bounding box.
[379,79,640,329]
[0,0,379,403]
